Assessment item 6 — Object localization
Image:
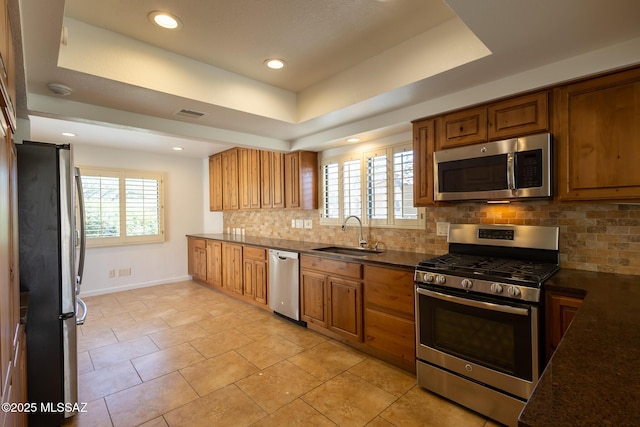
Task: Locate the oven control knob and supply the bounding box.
[508,286,521,297]
[435,275,446,284]
[426,274,435,283]
[461,279,473,289]
[490,283,503,293]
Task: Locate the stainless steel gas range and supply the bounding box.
[414,224,559,427]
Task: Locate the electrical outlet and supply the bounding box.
[304,219,312,229]
[108,269,115,278]
[436,222,450,237]
[118,267,131,277]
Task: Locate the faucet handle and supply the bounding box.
[359,239,368,248]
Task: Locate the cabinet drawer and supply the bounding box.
[243,245,267,261]
[192,238,205,250]
[364,266,414,320]
[301,255,362,279]
[364,308,415,363]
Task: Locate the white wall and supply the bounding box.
[74,144,207,296]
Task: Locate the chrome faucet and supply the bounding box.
[341,215,368,248]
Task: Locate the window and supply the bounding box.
[80,167,165,247]
[320,142,424,229]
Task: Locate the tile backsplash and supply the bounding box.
[224,201,640,276]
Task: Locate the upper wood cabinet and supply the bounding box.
[437,92,549,150]
[208,154,223,211]
[555,66,640,201]
[412,118,436,207]
[260,150,285,209]
[221,149,239,210]
[284,151,318,209]
[238,148,261,209]
[488,91,549,140]
[438,106,487,149]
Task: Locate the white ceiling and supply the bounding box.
[14,0,640,158]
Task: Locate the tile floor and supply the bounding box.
[63,280,503,427]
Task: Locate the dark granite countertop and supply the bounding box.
[187,233,427,270]
[519,268,640,427]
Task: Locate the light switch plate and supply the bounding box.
[304,219,312,229]
[295,219,304,228]
[436,222,450,237]
[291,219,296,228]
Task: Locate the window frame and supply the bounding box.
[80,166,165,247]
[319,142,425,230]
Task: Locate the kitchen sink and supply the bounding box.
[312,246,383,256]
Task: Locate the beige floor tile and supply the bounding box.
[236,360,323,413]
[189,328,254,358]
[105,372,198,427]
[99,299,149,318]
[160,308,213,328]
[235,315,302,340]
[236,334,304,369]
[348,358,416,397]
[79,312,136,335]
[289,340,365,381]
[61,398,112,427]
[112,317,170,342]
[90,335,159,369]
[138,417,169,427]
[303,372,396,426]
[77,351,94,375]
[129,304,179,322]
[77,328,119,353]
[197,312,253,333]
[365,416,395,427]
[148,322,208,349]
[275,325,328,349]
[250,399,336,427]
[79,361,141,402]
[163,384,266,427]
[378,386,486,427]
[205,301,250,317]
[132,342,205,381]
[179,350,258,396]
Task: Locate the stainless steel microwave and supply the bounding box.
[433,133,552,201]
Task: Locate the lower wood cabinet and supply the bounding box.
[222,242,243,295]
[205,240,222,288]
[243,246,268,306]
[545,291,584,362]
[187,237,207,282]
[300,255,363,343]
[363,265,416,373]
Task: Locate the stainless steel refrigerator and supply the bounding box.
[17,141,87,426]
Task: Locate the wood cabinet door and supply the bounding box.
[188,237,207,281]
[239,148,261,210]
[222,243,243,294]
[545,292,583,361]
[206,240,222,288]
[221,149,239,210]
[488,91,549,140]
[438,106,487,149]
[243,259,256,300]
[284,152,300,208]
[208,154,223,211]
[556,67,640,200]
[327,276,363,342]
[412,119,436,206]
[253,260,268,305]
[300,269,327,327]
[284,151,318,209]
[261,151,285,209]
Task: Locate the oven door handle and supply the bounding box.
[416,287,530,316]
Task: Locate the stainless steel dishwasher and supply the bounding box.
[268,249,301,322]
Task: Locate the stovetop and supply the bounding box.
[417,253,559,285]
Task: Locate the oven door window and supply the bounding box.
[418,290,533,380]
[438,154,508,193]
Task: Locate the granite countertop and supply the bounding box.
[187,233,428,269]
[519,268,640,427]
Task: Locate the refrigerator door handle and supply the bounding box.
[74,167,86,293]
[76,297,87,325]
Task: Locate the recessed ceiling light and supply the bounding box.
[347,137,360,143]
[48,83,72,96]
[172,147,184,151]
[149,11,182,30]
[62,132,76,137]
[264,58,286,70]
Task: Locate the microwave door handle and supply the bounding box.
[507,152,516,190]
